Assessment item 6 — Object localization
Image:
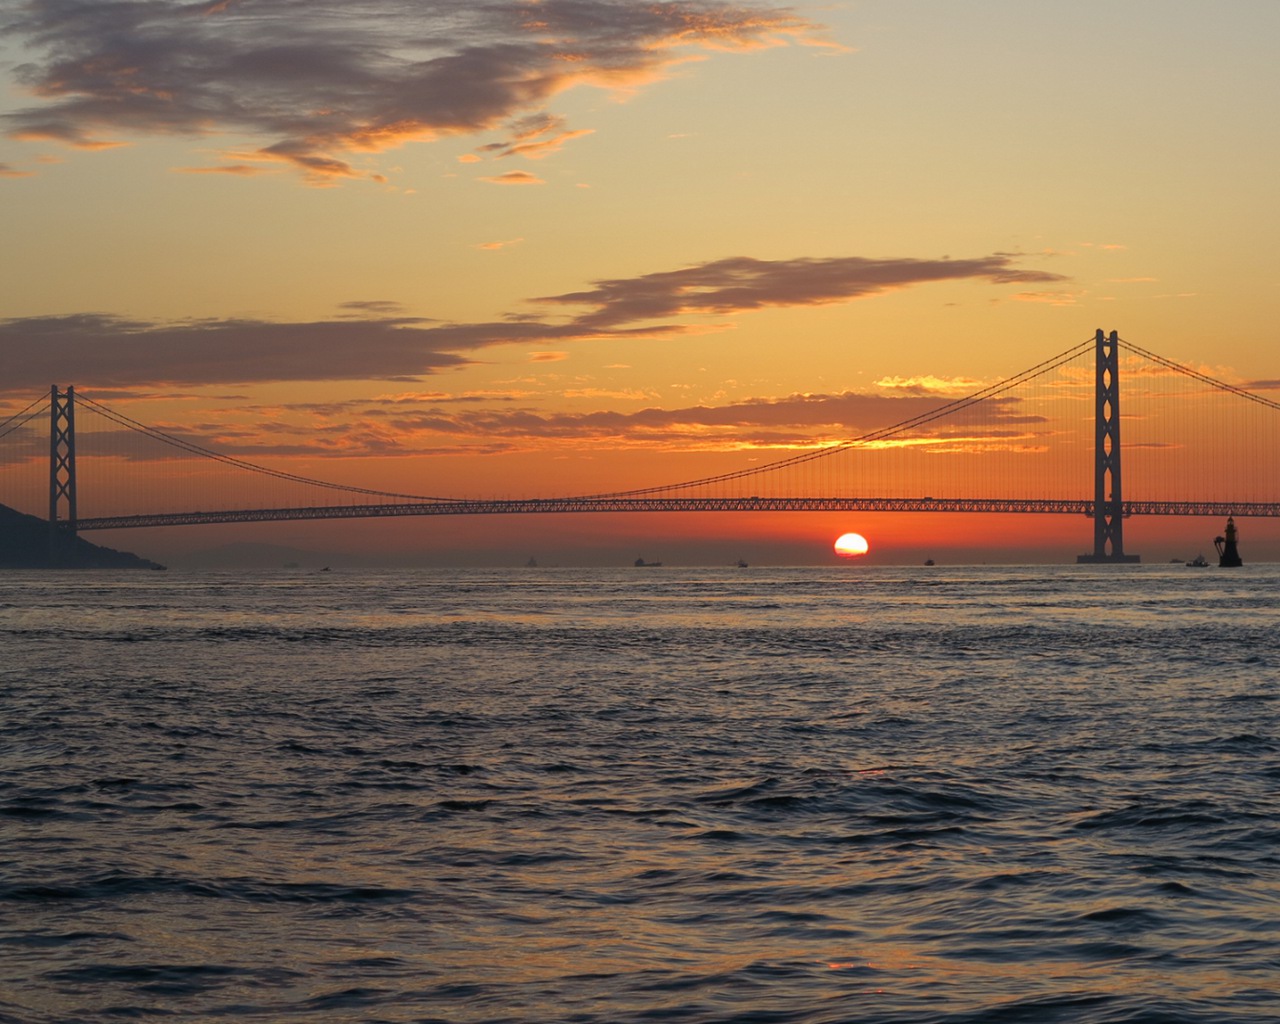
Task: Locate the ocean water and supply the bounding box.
[1,564,1278,1024]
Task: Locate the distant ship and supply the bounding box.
[734,558,748,568]
[1186,553,1209,567]
[634,557,662,567]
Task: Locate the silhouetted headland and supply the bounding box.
[0,504,163,569]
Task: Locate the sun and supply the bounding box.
[834,532,869,557]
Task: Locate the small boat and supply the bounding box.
[1186,554,1209,567]
[634,557,662,567]
[734,558,748,568]
[924,559,935,566]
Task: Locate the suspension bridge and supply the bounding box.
[3,330,1279,563]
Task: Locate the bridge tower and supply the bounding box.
[49,385,78,558]
[1077,330,1139,563]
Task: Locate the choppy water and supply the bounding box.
[2,564,1278,1023]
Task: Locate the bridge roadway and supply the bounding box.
[71,496,1280,530]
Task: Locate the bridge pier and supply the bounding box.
[48,385,78,563]
[1077,330,1140,563]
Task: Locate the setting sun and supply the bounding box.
[834,532,870,557]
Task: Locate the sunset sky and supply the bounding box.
[2,0,1278,566]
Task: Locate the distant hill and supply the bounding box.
[0,504,164,569]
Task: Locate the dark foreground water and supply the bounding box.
[2,565,1278,1023]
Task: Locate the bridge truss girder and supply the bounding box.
[71,496,1280,532]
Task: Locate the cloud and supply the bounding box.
[563,388,656,401]
[1011,290,1081,306]
[98,390,1028,460]
[338,299,409,316]
[319,390,1041,456]
[475,237,525,251]
[3,0,821,183]
[0,312,474,390]
[535,254,1067,328]
[0,252,1065,392]
[874,375,988,396]
[0,162,34,178]
[397,392,950,440]
[479,170,545,186]
[174,163,266,176]
[476,114,594,160]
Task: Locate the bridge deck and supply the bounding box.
[71,497,1280,531]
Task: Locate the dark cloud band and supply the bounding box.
[0,253,1066,390]
[3,0,818,181]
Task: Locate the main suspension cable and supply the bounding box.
[76,394,461,503]
[578,335,1098,499]
[1119,338,1280,412]
[0,393,49,442]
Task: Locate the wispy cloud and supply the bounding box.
[479,170,545,186]
[1011,290,1082,307]
[164,390,1040,459]
[372,391,964,445]
[338,299,409,316]
[0,252,1064,391]
[535,254,1067,328]
[476,114,594,160]
[174,163,267,177]
[475,237,525,251]
[874,375,988,396]
[3,0,822,183]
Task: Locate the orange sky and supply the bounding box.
[2,1,1278,565]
